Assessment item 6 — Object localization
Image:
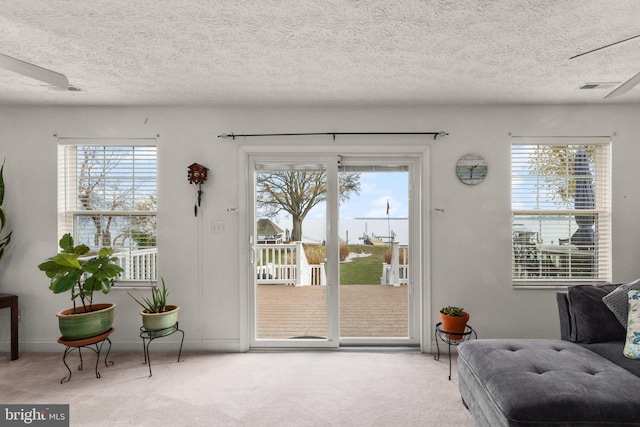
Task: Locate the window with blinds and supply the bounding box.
[58,139,157,282]
[511,138,611,285]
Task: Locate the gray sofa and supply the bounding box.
[457,283,640,427]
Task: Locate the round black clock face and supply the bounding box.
[456,154,487,185]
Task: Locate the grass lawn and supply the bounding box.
[301,244,390,285]
[339,245,388,285]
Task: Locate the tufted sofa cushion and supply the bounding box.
[567,284,626,343]
[458,339,640,427]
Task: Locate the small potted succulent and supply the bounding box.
[439,306,470,339]
[38,233,124,340]
[128,278,179,337]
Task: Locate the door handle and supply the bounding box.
[249,235,255,265]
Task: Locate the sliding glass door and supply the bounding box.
[338,165,410,340]
[338,158,418,346]
[248,155,420,348]
[249,156,339,348]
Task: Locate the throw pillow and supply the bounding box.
[567,284,626,343]
[623,290,640,359]
[602,278,640,327]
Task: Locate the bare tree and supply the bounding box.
[122,195,157,248]
[256,171,360,241]
[76,147,130,247]
[528,145,594,205]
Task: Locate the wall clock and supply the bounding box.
[456,154,487,185]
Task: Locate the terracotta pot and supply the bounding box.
[56,303,116,341]
[141,305,179,337]
[439,311,470,340]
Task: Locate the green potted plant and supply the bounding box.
[128,278,179,337]
[0,160,12,264]
[38,233,123,340]
[439,306,470,339]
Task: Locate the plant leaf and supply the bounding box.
[83,275,99,292]
[0,232,11,253]
[59,233,74,250]
[98,247,114,257]
[0,160,5,206]
[74,244,90,256]
[127,292,149,310]
[100,279,112,293]
[51,253,81,269]
[103,265,124,277]
[49,271,80,294]
[38,260,70,276]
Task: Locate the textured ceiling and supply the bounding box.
[2,0,640,106]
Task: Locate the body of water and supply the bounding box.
[274,218,409,245]
[514,215,583,245]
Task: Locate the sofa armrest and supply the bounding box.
[556,292,571,341]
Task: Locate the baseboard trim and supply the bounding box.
[8,339,243,353]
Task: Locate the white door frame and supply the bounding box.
[236,142,432,352]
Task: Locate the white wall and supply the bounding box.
[1,104,639,353]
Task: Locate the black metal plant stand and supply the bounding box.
[139,322,185,377]
[434,323,477,380]
[58,328,114,384]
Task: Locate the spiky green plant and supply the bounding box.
[128,278,170,313]
[0,160,12,264]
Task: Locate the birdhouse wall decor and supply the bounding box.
[187,163,209,217]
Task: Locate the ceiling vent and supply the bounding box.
[579,82,619,90]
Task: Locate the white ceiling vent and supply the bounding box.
[579,82,619,90]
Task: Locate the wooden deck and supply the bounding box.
[257,285,408,339]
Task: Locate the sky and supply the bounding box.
[274,171,410,243]
[310,171,409,220]
[262,171,410,243]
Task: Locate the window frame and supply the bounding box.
[511,137,612,287]
[58,138,158,283]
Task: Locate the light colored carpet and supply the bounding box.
[0,350,477,427]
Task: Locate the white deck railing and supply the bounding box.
[381,242,409,286]
[310,263,327,286]
[112,248,157,281]
[80,247,158,282]
[99,243,404,286]
[256,242,326,286]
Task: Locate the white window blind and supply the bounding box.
[58,139,157,282]
[511,138,611,285]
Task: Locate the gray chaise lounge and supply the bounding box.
[457,284,640,427]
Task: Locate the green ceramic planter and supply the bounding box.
[56,303,116,341]
[141,305,180,337]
